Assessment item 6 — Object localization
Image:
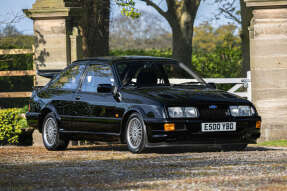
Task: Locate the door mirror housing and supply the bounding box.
[207,82,216,89]
[97,84,114,93]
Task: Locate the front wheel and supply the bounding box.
[42,112,69,151]
[126,113,146,153]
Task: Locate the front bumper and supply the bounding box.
[145,117,261,145]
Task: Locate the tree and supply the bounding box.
[0,11,24,28]
[115,0,141,18]
[110,11,172,49]
[1,25,21,37]
[193,23,216,52]
[239,0,252,76]
[80,0,110,57]
[0,25,34,49]
[215,0,252,76]
[192,23,242,78]
[117,0,202,66]
[111,23,242,79]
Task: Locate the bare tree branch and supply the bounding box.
[140,0,168,18]
[184,0,202,19]
[165,0,176,16]
[165,0,175,10]
[0,11,25,26]
[219,7,241,24]
[214,0,241,24]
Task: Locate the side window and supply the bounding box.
[81,65,115,93]
[50,64,85,90]
[116,62,129,79]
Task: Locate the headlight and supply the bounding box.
[185,107,199,118]
[168,107,198,118]
[229,105,255,117]
[168,107,183,118]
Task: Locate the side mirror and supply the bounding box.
[97,84,114,93]
[207,82,216,89]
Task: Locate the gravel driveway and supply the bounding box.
[1,145,287,191]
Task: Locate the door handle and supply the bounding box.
[75,96,81,100]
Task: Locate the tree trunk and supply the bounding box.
[172,27,193,66]
[144,0,200,66]
[80,0,110,57]
[240,0,252,76]
[169,1,198,67]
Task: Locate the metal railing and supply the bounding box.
[170,71,252,101]
[204,71,252,101]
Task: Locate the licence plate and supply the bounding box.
[201,122,236,132]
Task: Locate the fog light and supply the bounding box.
[164,123,175,131]
[256,121,261,129]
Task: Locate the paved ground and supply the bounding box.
[1,145,287,191]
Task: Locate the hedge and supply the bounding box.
[110,49,172,58]
[0,108,28,145]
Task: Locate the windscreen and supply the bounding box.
[116,61,205,87]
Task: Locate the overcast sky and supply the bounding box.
[0,0,238,35]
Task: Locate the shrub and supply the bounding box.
[110,49,172,58]
[0,108,28,145]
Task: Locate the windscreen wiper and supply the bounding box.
[177,81,205,85]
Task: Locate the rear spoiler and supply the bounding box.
[37,70,63,79]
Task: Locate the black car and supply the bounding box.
[26,56,261,153]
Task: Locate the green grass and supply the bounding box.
[257,140,287,147]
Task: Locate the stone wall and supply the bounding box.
[24,0,83,146]
[24,0,83,86]
[246,0,287,141]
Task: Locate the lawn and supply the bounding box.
[257,140,287,147]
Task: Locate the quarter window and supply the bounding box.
[50,65,85,90]
[81,65,115,93]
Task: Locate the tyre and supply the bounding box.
[221,144,247,152]
[125,113,146,153]
[42,112,69,151]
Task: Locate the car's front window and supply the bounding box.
[116,61,205,87]
[81,64,115,93]
[50,64,85,90]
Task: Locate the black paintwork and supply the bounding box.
[26,56,261,146]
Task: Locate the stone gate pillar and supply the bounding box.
[24,0,83,87]
[245,0,287,141]
[23,0,83,146]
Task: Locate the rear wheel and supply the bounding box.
[221,144,247,151]
[126,113,146,153]
[42,112,69,151]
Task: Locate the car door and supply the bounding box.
[48,64,86,131]
[73,63,122,134]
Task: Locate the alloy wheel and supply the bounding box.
[127,117,143,149]
[43,117,58,147]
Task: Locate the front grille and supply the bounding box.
[198,105,229,120]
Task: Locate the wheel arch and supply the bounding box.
[120,107,146,143]
[38,105,60,133]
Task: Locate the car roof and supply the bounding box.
[74,56,177,65]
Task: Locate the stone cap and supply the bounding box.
[23,0,82,19]
[245,0,287,7]
[32,0,81,9]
